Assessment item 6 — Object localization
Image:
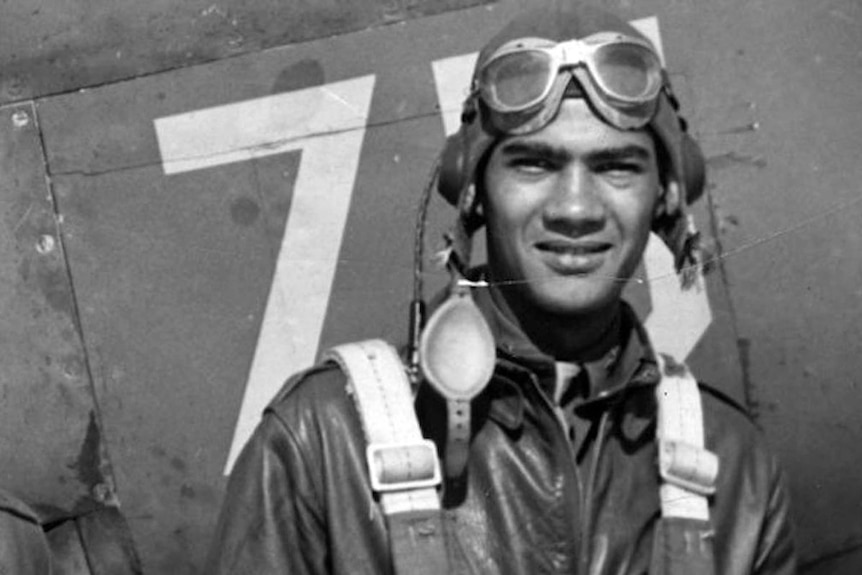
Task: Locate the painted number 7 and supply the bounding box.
[155,76,376,472]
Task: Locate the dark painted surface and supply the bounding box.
[0,0,491,105]
[4,0,862,572]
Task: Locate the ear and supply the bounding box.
[460,182,485,232]
[474,197,485,220]
[656,179,682,219]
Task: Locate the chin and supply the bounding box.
[523,279,623,319]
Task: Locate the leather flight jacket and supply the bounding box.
[207,297,797,574]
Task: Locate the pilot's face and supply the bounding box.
[483,98,660,318]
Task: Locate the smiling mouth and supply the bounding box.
[535,240,612,274]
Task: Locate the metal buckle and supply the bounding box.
[658,439,718,496]
[366,440,442,493]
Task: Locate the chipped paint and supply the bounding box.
[71,411,108,492]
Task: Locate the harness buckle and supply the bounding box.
[658,439,718,496]
[366,440,442,493]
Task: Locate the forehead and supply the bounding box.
[498,98,656,156]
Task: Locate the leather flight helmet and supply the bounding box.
[437,1,707,283]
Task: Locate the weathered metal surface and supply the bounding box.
[21,0,862,572]
[36,20,458,574]
[45,509,140,574]
[0,101,141,571]
[0,101,113,520]
[76,507,141,574]
[676,0,862,569]
[0,0,493,105]
[45,520,90,575]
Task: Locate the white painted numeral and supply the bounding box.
[155,76,376,472]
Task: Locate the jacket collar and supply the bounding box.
[471,285,661,430]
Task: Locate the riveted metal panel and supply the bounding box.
[0,102,112,521]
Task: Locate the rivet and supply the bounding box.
[12,110,29,128]
[35,234,55,254]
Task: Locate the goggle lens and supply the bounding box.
[477,36,663,128]
[592,42,660,102]
[480,50,554,112]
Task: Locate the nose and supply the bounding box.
[542,165,606,235]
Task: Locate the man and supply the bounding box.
[207,3,796,573]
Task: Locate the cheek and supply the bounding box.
[481,152,534,228]
[617,192,660,245]
[629,203,656,244]
[482,175,532,236]
[482,190,538,272]
[484,199,521,260]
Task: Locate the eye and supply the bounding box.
[507,155,556,174]
[593,159,648,186]
[595,160,644,175]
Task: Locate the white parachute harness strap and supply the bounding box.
[655,353,719,521]
[324,340,442,516]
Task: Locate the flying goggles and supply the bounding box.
[475,32,664,133]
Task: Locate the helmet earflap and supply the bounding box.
[438,130,469,207]
[679,131,706,205]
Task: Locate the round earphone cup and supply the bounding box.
[680,131,707,204]
[438,132,467,207]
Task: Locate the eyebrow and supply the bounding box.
[498,141,654,164]
[588,145,654,164]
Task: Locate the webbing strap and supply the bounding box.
[650,517,717,575]
[324,340,449,574]
[655,354,719,521]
